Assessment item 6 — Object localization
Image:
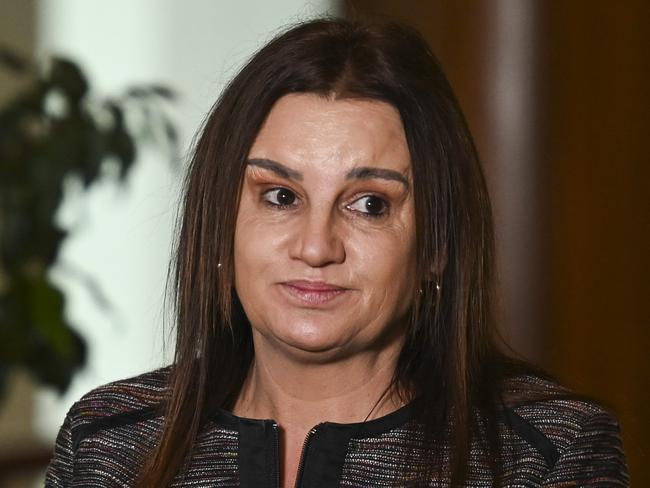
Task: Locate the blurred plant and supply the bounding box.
[0,47,177,399]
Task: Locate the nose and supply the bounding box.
[289,207,345,267]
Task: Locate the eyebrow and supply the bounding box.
[247,158,303,181]
[246,158,410,189]
[345,166,410,189]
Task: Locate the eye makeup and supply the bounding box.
[346,194,390,219]
[261,187,299,209]
[244,162,407,221]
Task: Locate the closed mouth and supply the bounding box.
[279,280,350,305]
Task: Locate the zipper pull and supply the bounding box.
[272,422,280,488]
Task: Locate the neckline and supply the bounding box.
[213,400,414,438]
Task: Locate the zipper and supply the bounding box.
[272,422,280,488]
[293,424,324,488]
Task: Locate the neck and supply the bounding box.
[232,335,406,431]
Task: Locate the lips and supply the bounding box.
[279,280,349,305]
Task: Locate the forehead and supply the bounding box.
[248,93,411,176]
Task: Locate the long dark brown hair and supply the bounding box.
[137,17,539,487]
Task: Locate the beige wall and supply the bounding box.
[0,0,35,452]
[0,0,35,104]
[0,2,48,486]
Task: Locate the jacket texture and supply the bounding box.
[45,367,629,487]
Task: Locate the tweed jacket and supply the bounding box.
[45,368,628,487]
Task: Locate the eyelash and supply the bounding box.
[261,187,390,219]
[262,188,298,210]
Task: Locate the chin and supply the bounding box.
[267,320,355,360]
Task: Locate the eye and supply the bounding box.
[346,195,389,218]
[262,187,298,208]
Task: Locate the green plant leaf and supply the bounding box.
[0,275,86,393]
[0,48,176,396]
[49,58,88,103]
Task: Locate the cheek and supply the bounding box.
[234,200,266,291]
[234,207,279,329]
[233,200,291,291]
[365,213,416,310]
[347,226,417,294]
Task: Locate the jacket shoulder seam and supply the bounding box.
[71,405,162,452]
[502,406,561,467]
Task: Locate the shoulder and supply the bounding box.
[502,374,620,447]
[70,366,170,417]
[500,374,628,484]
[46,367,171,485]
[66,367,170,441]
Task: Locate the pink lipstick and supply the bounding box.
[280,280,349,305]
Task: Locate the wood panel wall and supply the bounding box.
[346,0,648,483]
[544,2,649,484]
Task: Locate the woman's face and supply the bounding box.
[234,93,417,361]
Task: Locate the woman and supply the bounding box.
[45,18,628,487]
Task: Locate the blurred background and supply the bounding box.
[0,0,647,486]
